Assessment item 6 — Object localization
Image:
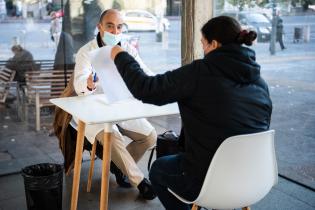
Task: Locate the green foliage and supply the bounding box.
[225,0,258,10]
[291,0,315,7]
[218,0,315,12]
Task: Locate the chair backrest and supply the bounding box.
[195,130,277,209]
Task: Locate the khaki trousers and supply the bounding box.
[96,126,157,186]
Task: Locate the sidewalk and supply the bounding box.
[0,16,51,24]
[0,103,315,210]
[1,161,314,210]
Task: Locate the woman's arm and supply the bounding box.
[112,47,198,105]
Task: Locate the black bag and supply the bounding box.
[147,130,179,171]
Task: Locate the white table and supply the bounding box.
[50,94,179,210]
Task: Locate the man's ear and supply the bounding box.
[97,23,102,31]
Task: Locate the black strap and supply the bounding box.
[147,146,156,171]
[96,32,104,47]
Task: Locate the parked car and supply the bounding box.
[121,10,170,32]
[221,11,271,42]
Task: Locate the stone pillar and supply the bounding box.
[181,0,213,65]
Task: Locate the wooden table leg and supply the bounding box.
[100,123,113,210]
[87,141,97,192]
[70,120,85,210]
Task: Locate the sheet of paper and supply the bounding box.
[89,46,133,103]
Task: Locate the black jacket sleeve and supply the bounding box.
[114,51,198,105]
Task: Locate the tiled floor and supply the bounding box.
[1,156,315,210]
[0,104,315,210]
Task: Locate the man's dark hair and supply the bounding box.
[11,45,23,52]
[99,9,109,23]
[201,16,257,46]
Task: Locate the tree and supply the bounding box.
[291,0,315,10]
[225,0,252,11]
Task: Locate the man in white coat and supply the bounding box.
[72,9,157,200]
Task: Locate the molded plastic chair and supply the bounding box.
[168,130,277,210]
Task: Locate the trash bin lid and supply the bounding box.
[22,163,63,178]
[21,163,63,190]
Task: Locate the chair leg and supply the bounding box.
[35,91,40,131]
[16,83,21,120]
[87,140,97,192]
[242,207,250,210]
[191,204,199,210]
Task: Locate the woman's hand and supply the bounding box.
[111,45,124,60]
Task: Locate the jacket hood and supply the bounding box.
[205,44,260,83]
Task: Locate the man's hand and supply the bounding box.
[111,45,124,60]
[87,73,96,91]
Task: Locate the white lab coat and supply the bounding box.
[71,38,154,143]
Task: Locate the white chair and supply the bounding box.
[168,130,278,210]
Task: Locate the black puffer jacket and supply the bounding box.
[114,44,272,185]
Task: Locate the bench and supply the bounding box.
[0,60,55,71]
[33,60,55,70]
[0,60,7,68]
[25,69,73,131]
[0,67,16,103]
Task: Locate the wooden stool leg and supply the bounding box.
[35,91,40,131]
[87,140,97,192]
[191,204,198,210]
[242,207,250,210]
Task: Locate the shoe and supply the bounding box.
[110,162,132,188]
[137,178,157,200]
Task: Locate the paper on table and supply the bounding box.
[89,46,133,103]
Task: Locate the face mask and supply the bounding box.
[102,31,122,46]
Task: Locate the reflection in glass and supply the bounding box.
[214,0,315,190]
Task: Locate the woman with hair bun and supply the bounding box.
[111,16,272,209]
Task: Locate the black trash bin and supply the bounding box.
[21,163,63,210]
[294,27,303,43]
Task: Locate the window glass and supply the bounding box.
[125,12,139,17]
[245,13,270,23]
[0,0,181,131]
[67,0,181,74]
[215,0,315,189]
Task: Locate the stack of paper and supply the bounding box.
[88,46,133,104]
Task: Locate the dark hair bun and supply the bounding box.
[236,30,257,46]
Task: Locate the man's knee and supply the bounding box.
[144,129,157,149]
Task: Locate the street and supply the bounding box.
[1,15,315,66]
[0,15,314,189]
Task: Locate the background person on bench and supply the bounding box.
[5,45,35,85]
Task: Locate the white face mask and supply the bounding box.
[102,31,122,46]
